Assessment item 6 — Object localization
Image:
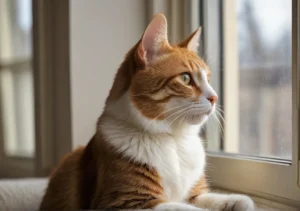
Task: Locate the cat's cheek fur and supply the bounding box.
[164,97,211,126]
[194,193,255,211]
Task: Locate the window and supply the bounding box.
[0,0,35,157]
[0,0,35,177]
[202,0,293,159]
[234,0,292,159]
[198,0,300,207]
[222,0,292,160]
[0,0,71,178]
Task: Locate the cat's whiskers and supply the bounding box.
[212,111,225,138]
[215,106,224,113]
[212,113,223,136]
[141,103,190,134]
[165,106,194,127]
[141,103,211,134]
[163,105,206,122]
[167,105,210,127]
[215,109,225,123]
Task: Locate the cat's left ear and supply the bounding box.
[136,14,171,66]
[177,27,201,53]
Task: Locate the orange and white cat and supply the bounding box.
[40,14,255,210]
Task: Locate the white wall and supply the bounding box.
[70,0,146,147]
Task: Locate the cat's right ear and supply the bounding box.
[177,27,201,53]
[136,14,171,66]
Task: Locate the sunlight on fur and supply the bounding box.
[39,14,255,211]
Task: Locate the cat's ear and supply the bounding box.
[137,14,171,65]
[177,27,202,53]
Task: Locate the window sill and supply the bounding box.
[213,189,299,211]
[0,157,34,178]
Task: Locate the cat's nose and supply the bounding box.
[207,95,218,105]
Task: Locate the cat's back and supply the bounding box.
[39,141,96,210]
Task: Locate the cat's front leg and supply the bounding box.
[155,202,209,211]
[194,193,255,211]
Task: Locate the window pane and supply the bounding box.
[0,0,34,157]
[224,0,292,159]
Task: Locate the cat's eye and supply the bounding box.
[180,73,191,85]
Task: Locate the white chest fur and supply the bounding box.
[153,134,206,201]
[100,116,206,202]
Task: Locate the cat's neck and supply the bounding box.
[97,92,202,165]
[98,112,200,139]
[97,111,202,165]
[99,92,201,137]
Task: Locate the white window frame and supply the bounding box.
[148,0,300,208]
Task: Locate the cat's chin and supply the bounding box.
[185,114,209,125]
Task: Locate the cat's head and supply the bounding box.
[105,14,218,131]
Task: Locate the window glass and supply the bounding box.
[204,0,292,160]
[235,0,292,159]
[0,0,34,157]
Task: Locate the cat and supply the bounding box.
[39,14,255,211]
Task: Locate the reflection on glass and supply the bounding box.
[0,0,34,157]
[236,0,292,159]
